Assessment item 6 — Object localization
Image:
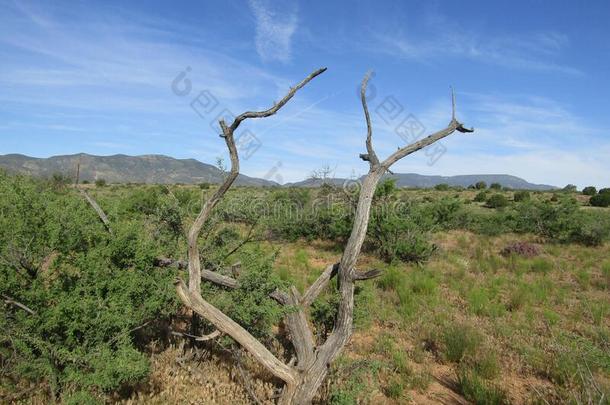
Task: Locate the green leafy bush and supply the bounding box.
[474,191,487,202]
[485,193,509,209]
[368,212,436,263]
[489,182,502,190]
[434,183,450,191]
[582,186,597,196]
[513,190,530,202]
[475,181,487,190]
[0,172,178,400]
[590,192,610,207]
[563,184,577,192]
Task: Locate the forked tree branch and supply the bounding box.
[380,87,473,169]
[229,67,327,132]
[171,68,472,404]
[358,71,379,168]
[176,68,327,388]
[301,76,474,399]
[301,263,338,307]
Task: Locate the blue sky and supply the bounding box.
[1,0,609,187]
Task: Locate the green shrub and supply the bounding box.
[51,172,72,188]
[563,184,577,192]
[94,178,107,187]
[590,192,610,207]
[213,248,285,340]
[369,212,437,263]
[474,191,488,202]
[489,182,502,190]
[428,197,463,226]
[582,186,597,196]
[475,181,487,190]
[434,183,450,191]
[374,178,398,199]
[0,172,178,400]
[485,193,509,209]
[569,216,609,246]
[513,190,530,202]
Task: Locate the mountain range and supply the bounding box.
[0,153,557,190]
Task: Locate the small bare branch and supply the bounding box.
[221,220,258,261]
[381,120,460,170]
[171,329,222,341]
[360,70,379,168]
[301,263,338,307]
[156,257,288,303]
[300,264,382,306]
[229,67,327,132]
[2,294,36,315]
[353,269,383,280]
[451,86,456,121]
[79,189,112,233]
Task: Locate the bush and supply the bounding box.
[570,216,609,246]
[474,191,487,203]
[0,172,178,399]
[582,186,597,196]
[434,183,450,191]
[485,194,509,209]
[369,210,437,263]
[374,178,397,199]
[489,182,502,190]
[475,181,487,190]
[95,178,107,187]
[513,190,530,202]
[51,172,72,188]
[563,184,577,192]
[590,192,610,207]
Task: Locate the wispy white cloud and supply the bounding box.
[248,0,298,63]
[374,19,580,75]
[388,92,609,188]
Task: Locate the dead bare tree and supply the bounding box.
[174,68,473,404]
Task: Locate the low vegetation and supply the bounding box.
[1,170,609,403]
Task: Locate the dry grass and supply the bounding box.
[125,230,608,404]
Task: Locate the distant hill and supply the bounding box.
[0,153,557,190]
[0,153,278,186]
[286,173,556,190]
[383,173,556,190]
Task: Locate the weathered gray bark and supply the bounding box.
[172,69,472,404]
[79,189,112,234]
